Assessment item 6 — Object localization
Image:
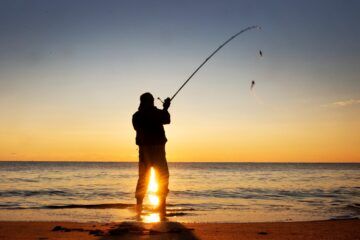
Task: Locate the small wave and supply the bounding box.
[345,204,360,213]
[0,189,131,199]
[0,190,71,197]
[166,212,191,217]
[0,203,22,209]
[0,202,200,211]
[43,203,198,210]
[4,178,39,183]
[330,215,359,220]
[44,203,134,209]
[170,187,360,200]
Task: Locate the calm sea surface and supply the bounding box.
[0,162,359,222]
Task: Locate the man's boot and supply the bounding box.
[136,198,143,217]
[159,197,166,220]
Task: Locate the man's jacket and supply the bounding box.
[132,107,170,145]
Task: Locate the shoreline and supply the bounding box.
[0,219,359,240]
[1,216,358,223]
[1,160,360,163]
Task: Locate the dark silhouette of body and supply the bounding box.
[132,92,171,219]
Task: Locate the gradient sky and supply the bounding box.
[1,0,359,162]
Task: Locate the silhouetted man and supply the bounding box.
[132,92,171,219]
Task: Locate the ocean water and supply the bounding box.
[0,161,359,223]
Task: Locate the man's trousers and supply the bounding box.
[135,145,169,201]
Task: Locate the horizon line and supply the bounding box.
[0,160,359,164]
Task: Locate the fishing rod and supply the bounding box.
[158,25,261,104]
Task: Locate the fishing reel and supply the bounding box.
[157,97,164,104]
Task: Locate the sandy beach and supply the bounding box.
[0,219,359,240]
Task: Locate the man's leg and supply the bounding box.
[135,147,151,215]
[153,145,169,219]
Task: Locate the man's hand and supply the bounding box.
[163,97,171,110]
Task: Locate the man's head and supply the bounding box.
[139,92,154,110]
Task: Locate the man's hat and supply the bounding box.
[140,92,154,103]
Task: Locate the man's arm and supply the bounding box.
[161,109,170,124]
[162,98,171,124]
[132,113,140,130]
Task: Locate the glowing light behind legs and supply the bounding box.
[147,167,159,207]
[142,167,160,223]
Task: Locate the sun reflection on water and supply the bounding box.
[142,213,160,223]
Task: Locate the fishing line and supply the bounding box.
[158,25,261,103]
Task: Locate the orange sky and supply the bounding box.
[1,98,359,162]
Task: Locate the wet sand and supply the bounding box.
[0,219,359,240]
